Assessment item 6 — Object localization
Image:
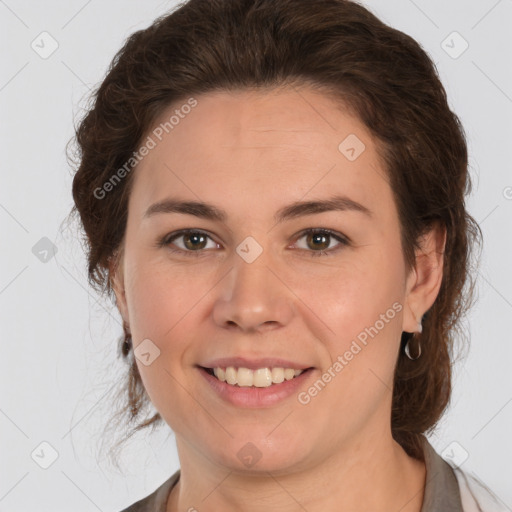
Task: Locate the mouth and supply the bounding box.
[199,365,315,388]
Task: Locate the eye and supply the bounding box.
[158,229,219,256]
[157,228,350,258]
[293,228,349,257]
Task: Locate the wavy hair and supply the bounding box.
[68,0,482,463]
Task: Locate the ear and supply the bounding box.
[402,221,447,333]
[109,248,130,326]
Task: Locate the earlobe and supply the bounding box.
[402,221,447,333]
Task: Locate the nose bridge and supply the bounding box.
[212,238,294,331]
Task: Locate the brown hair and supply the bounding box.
[68,0,482,463]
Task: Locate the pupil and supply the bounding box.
[185,233,206,250]
[310,233,328,250]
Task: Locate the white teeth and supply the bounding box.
[213,367,226,382]
[211,366,305,387]
[271,367,284,384]
[238,367,256,386]
[225,366,237,385]
[284,368,295,380]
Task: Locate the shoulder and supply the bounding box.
[118,470,180,512]
[419,436,507,512]
[452,467,509,512]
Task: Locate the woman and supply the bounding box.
[69,0,506,510]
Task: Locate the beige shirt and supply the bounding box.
[119,435,504,511]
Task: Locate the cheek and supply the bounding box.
[124,264,205,412]
[297,256,404,425]
[125,260,208,342]
[310,247,405,379]
[318,252,403,328]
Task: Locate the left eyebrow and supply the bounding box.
[274,194,373,222]
[143,194,373,223]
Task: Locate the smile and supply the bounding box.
[198,365,315,408]
[208,366,305,387]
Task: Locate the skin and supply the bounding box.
[111,85,446,512]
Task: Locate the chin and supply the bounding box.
[210,438,310,476]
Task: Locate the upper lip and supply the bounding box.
[200,357,314,371]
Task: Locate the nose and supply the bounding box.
[212,247,295,333]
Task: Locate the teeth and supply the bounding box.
[271,367,285,384]
[214,367,227,383]
[212,366,305,387]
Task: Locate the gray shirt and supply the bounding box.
[118,436,472,511]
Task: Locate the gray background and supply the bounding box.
[1,0,511,510]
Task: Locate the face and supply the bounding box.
[111,85,441,474]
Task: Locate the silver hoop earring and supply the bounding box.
[405,333,421,360]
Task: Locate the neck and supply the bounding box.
[166,429,426,512]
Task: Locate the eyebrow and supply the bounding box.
[143,194,373,224]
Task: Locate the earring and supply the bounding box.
[122,334,132,356]
[404,320,422,360]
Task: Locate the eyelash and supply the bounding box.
[157,228,350,258]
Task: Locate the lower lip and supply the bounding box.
[198,367,315,408]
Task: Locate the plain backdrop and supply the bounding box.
[1,0,511,510]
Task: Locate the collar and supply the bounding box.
[420,435,464,511]
[121,435,463,511]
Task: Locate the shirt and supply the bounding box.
[118,435,507,511]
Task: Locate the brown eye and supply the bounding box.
[294,229,349,257]
[306,232,330,251]
[181,232,208,250]
[162,230,218,255]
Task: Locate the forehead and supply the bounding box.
[128,86,393,224]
